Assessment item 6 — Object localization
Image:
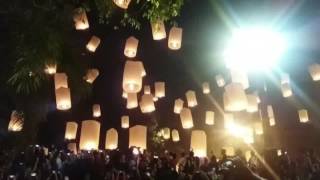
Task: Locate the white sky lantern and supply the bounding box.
[309,63,320,81]
[163,128,170,139]
[113,0,131,9]
[190,130,207,157]
[129,125,147,150]
[298,109,309,123]
[216,74,225,87]
[121,116,129,129]
[79,120,101,150]
[73,8,89,30]
[281,83,293,98]
[174,98,184,114]
[281,73,290,84]
[155,82,165,98]
[8,111,24,132]
[139,94,155,113]
[138,61,146,77]
[168,27,183,50]
[230,69,249,89]
[224,83,248,111]
[93,104,101,117]
[124,36,139,58]
[123,60,143,93]
[127,93,138,109]
[172,129,180,142]
[85,69,99,84]
[65,122,78,140]
[45,64,57,75]
[205,111,214,125]
[151,19,166,40]
[224,113,234,129]
[267,105,274,118]
[246,94,258,113]
[86,36,101,52]
[54,73,68,90]
[277,149,282,156]
[269,117,276,126]
[55,87,72,110]
[144,85,151,94]
[202,82,210,94]
[105,128,118,150]
[254,122,264,135]
[67,143,77,154]
[186,90,198,107]
[180,108,194,129]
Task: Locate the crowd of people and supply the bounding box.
[0,145,320,180]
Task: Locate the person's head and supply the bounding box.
[210,155,217,162]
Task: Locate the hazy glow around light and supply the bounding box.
[224,27,287,71]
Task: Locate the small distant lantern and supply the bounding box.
[144,85,151,94]
[8,111,24,132]
[254,122,264,135]
[65,122,78,140]
[190,130,207,157]
[86,36,101,52]
[55,87,72,110]
[171,129,180,142]
[269,117,276,126]
[124,36,139,58]
[267,105,274,118]
[223,92,232,111]
[122,91,128,99]
[54,73,68,90]
[85,69,99,84]
[79,120,101,150]
[202,82,210,94]
[245,150,251,162]
[216,74,225,87]
[151,19,166,40]
[105,128,118,150]
[180,108,194,129]
[163,128,170,139]
[45,64,57,75]
[205,111,214,125]
[129,125,147,150]
[123,60,144,93]
[246,94,258,113]
[186,90,198,107]
[127,93,138,109]
[281,83,292,98]
[298,109,309,123]
[224,113,234,129]
[139,94,155,113]
[309,63,320,81]
[73,8,89,30]
[174,98,184,114]
[121,116,129,128]
[277,149,282,156]
[168,27,183,50]
[230,69,249,89]
[155,82,165,98]
[93,104,101,117]
[224,83,248,111]
[113,0,131,9]
[67,143,77,154]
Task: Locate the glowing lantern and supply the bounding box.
[105,128,118,150]
[171,129,180,142]
[144,85,151,94]
[86,36,101,52]
[127,93,138,109]
[55,87,71,110]
[45,64,57,75]
[281,73,290,84]
[230,69,249,89]
[205,111,214,125]
[73,8,89,30]
[216,74,225,87]
[309,63,320,81]
[129,125,147,150]
[224,83,248,111]
[180,108,194,129]
[246,94,258,113]
[67,143,77,154]
[277,149,282,156]
[222,146,235,156]
[93,104,101,117]
[298,109,309,123]
[245,151,251,162]
[85,69,99,84]
[254,122,263,135]
[186,90,197,107]
[123,60,144,93]
[122,91,128,99]
[269,117,276,126]
[138,61,146,77]
[124,36,139,58]
[155,82,165,98]
[224,113,234,129]
[174,98,184,114]
[54,73,68,90]
[168,27,183,50]
[190,130,207,157]
[65,122,78,140]
[151,20,166,40]
[113,0,131,9]
[163,128,170,139]
[281,83,292,98]
[139,94,155,113]
[202,82,210,94]
[8,110,24,132]
[79,120,101,150]
[121,116,129,128]
[267,105,274,118]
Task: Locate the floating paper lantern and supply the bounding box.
[138,61,146,77]
[93,104,101,117]
[190,130,207,157]
[144,85,151,94]
[45,64,57,75]
[174,98,184,114]
[86,36,101,52]
[281,83,292,98]
[269,117,276,126]
[67,143,77,154]
[129,125,147,150]
[205,111,214,125]
[168,27,183,50]
[224,83,248,111]
[267,105,274,118]
[246,94,258,113]
[151,20,166,40]
[155,82,165,98]
[139,94,155,113]
[202,82,210,94]
[85,69,99,84]
[180,108,194,129]
[121,116,129,128]
[277,149,282,156]
[113,0,131,9]
[216,74,225,87]
[230,69,249,89]
[124,36,139,58]
[224,113,234,129]
[298,109,309,123]
[79,120,100,150]
[54,73,68,90]
[172,129,180,142]
[163,128,170,139]
[65,122,78,140]
[127,93,138,109]
[186,90,198,107]
[254,122,263,135]
[309,63,320,81]
[123,60,144,93]
[55,87,71,110]
[8,111,24,132]
[245,151,251,162]
[105,128,118,150]
[73,8,89,30]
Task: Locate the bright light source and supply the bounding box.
[223,27,287,72]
